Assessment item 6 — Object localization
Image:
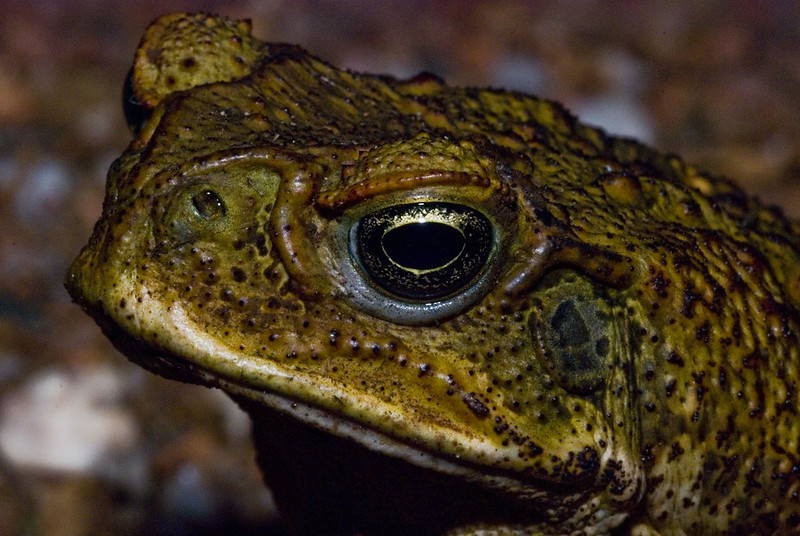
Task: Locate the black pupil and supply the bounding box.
[353,202,494,302]
[382,222,464,271]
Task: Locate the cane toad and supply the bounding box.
[67,13,800,535]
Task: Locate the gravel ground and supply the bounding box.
[2,1,800,534]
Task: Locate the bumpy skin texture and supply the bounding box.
[68,13,800,536]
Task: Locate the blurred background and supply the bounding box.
[2,1,800,534]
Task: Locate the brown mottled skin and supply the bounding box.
[67,13,800,536]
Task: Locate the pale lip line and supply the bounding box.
[113,279,551,494]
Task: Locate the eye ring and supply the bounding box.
[350,202,494,302]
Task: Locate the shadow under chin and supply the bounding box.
[237,398,551,536]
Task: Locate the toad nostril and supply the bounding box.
[191,190,226,220]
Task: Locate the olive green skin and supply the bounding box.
[68,13,800,536]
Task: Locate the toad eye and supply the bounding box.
[350,202,494,302]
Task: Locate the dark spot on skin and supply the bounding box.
[650,271,670,298]
[493,422,509,434]
[787,513,800,527]
[231,267,247,282]
[668,442,685,461]
[696,321,710,343]
[666,351,685,367]
[533,207,556,227]
[576,447,600,474]
[462,392,490,419]
[742,348,768,369]
[665,378,677,397]
[680,286,702,318]
[641,445,655,465]
[528,442,544,457]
